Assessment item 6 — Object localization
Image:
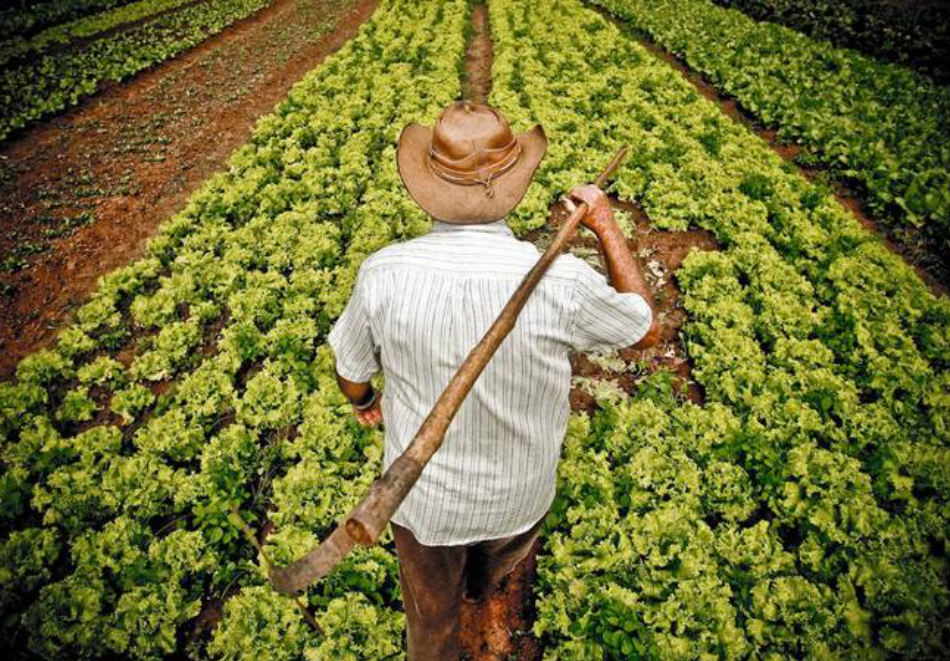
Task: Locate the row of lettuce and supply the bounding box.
[2,0,949,659]
[588,0,950,259]
[489,0,949,658]
[0,0,198,66]
[0,0,273,143]
[0,0,469,658]
[711,0,950,83]
[0,0,137,40]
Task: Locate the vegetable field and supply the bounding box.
[0,0,275,141]
[1,0,948,660]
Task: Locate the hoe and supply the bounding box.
[231,147,628,621]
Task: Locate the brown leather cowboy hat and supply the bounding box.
[396,101,546,224]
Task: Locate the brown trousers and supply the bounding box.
[392,516,546,661]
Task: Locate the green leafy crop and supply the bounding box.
[591,0,950,255]
[490,0,950,657]
[0,0,467,658]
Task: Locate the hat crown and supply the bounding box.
[395,100,547,224]
[430,101,518,172]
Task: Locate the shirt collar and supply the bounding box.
[430,218,514,237]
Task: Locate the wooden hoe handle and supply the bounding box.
[268,146,628,595]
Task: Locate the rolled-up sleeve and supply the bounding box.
[568,261,653,353]
[327,264,381,382]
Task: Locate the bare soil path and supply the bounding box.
[0,0,380,379]
[461,0,493,103]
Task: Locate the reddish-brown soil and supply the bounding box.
[525,198,718,415]
[0,0,380,380]
[462,0,493,103]
[597,10,949,298]
[460,539,544,661]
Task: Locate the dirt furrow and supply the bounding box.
[461,0,493,104]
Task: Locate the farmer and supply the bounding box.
[326,101,658,660]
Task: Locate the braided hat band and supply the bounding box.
[427,136,523,199]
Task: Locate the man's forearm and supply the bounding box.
[335,369,375,407]
[594,224,654,308]
[335,368,383,427]
[593,223,660,349]
[566,184,656,338]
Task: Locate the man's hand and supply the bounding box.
[335,368,384,427]
[566,184,618,236]
[353,391,383,427]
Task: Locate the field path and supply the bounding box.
[455,2,716,658]
[0,0,379,379]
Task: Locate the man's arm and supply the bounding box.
[335,369,382,427]
[567,185,660,349]
[326,262,384,427]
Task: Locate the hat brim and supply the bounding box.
[396,122,547,224]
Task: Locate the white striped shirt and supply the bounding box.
[327,218,652,545]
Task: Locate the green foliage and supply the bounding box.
[207,560,404,661]
[490,0,950,658]
[3,0,948,659]
[23,518,216,660]
[0,0,468,657]
[306,593,405,661]
[235,361,303,431]
[0,0,274,142]
[0,527,61,630]
[110,382,155,424]
[591,0,950,253]
[206,585,312,661]
[54,386,98,423]
[0,1,137,41]
[0,0,198,67]
[711,0,950,83]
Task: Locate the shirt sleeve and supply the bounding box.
[327,263,381,382]
[568,260,653,353]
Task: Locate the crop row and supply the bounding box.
[490,0,950,658]
[0,0,137,41]
[3,0,949,659]
[0,0,199,67]
[0,0,468,658]
[710,0,950,83]
[589,0,950,256]
[0,0,272,143]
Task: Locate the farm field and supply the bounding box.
[1,0,948,660]
[0,0,274,141]
[592,0,950,271]
[0,0,377,373]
